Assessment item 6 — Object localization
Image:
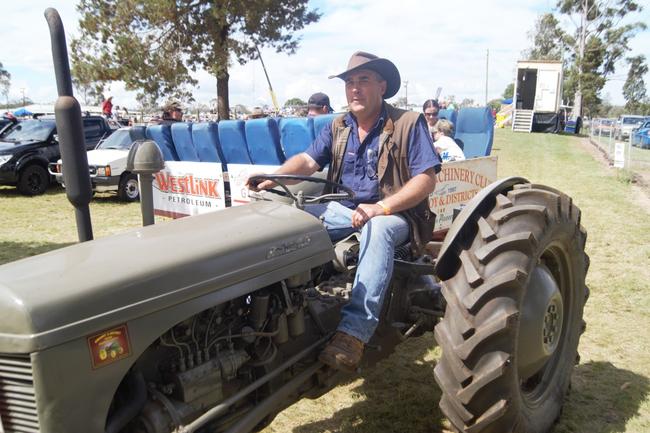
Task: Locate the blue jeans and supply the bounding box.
[305,201,409,343]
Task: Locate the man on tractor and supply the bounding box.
[248,51,441,372]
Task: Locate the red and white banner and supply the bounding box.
[153,161,226,218]
[430,156,498,232]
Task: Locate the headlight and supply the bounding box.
[96,166,112,177]
[0,155,11,166]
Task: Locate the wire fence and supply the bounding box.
[586,119,650,176]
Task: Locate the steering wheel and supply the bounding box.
[248,174,355,209]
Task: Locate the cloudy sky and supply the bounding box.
[1,0,649,111]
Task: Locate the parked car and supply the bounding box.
[632,120,650,148]
[593,118,616,135]
[49,126,146,201]
[0,117,18,137]
[0,115,115,195]
[615,115,645,140]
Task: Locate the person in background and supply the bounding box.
[431,119,465,162]
[422,99,440,128]
[307,92,334,116]
[102,95,113,118]
[249,107,267,119]
[159,101,183,124]
[247,51,440,372]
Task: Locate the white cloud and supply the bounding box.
[0,0,647,110]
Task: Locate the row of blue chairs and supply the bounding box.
[144,114,339,168]
[143,107,493,168]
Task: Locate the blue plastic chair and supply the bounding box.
[454,107,494,159]
[278,117,315,159]
[217,120,252,164]
[438,109,458,126]
[244,118,285,165]
[145,124,179,161]
[171,122,199,161]
[191,122,224,163]
[313,113,338,140]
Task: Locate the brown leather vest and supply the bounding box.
[326,103,435,255]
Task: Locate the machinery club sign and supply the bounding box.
[430,156,498,232]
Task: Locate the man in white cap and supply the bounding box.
[248,51,440,372]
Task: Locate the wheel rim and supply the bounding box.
[518,244,571,404]
[27,170,44,193]
[125,178,139,199]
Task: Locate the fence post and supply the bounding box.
[598,120,602,152]
[627,133,632,170]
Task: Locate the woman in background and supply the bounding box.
[422,99,440,128]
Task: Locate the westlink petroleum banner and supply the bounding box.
[227,163,282,206]
[430,156,498,232]
[153,161,226,218]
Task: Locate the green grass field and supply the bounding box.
[0,129,648,433]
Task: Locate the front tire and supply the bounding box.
[17,164,49,195]
[118,173,139,202]
[434,184,589,433]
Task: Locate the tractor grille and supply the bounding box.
[0,355,40,432]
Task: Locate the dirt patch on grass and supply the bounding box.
[579,137,650,214]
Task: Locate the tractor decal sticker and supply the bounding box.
[87,324,132,369]
[267,235,312,259]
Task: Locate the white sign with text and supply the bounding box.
[152,161,226,218]
[614,142,626,168]
[430,156,498,232]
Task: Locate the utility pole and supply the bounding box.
[403,80,409,109]
[574,0,587,117]
[20,87,25,107]
[485,49,489,106]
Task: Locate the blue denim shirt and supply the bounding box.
[306,108,440,207]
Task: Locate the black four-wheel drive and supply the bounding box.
[0,115,115,195]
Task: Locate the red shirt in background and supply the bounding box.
[102,99,113,116]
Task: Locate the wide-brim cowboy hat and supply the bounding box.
[329,51,401,99]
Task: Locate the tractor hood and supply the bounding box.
[0,202,333,352]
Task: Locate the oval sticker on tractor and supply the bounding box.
[87,324,132,369]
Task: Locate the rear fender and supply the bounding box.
[434,176,528,280]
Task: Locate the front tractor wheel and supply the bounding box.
[434,184,589,433]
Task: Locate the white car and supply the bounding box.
[615,115,645,140]
[49,126,147,201]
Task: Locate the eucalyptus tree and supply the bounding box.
[72,0,320,119]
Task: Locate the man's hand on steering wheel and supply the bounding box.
[245,175,276,192]
[245,174,354,209]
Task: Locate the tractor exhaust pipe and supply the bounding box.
[44,8,94,242]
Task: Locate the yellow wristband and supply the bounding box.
[377,200,391,216]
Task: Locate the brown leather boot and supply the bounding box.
[319,331,364,373]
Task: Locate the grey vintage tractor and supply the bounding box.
[0,9,588,433]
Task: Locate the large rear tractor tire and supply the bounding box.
[434,184,589,433]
